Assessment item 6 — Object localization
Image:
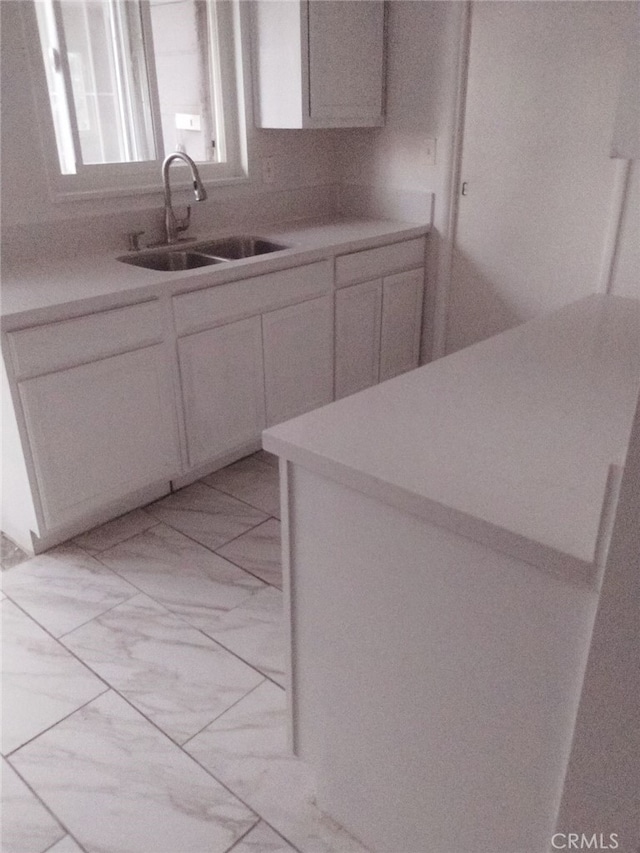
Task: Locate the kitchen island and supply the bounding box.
[263,294,640,853]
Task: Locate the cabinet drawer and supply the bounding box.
[7,301,163,380]
[173,261,331,336]
[335,238,425,287]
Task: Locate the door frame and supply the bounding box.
[431,0,471,361]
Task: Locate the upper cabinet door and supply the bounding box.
[252,0,385,129]
[308,0,385,124]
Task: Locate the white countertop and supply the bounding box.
[264,295,640,583]
[0,217,428,327]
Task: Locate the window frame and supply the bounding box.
[22,0,250,203]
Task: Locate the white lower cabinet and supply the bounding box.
[335,267,424,395]
[262,296,334,425]
[335,279,382,399]
[18,345,179,530]
[2,236,425,550]
[380,268,424,381]
[178,316,266,469]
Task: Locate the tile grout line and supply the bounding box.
[80,550,284,688]
[3,462,309,852]
[7,660,314,846]
[194,623,286,690]
[223,815,305,853]
[7,637,271,843]
[72,516,162,556]
[122,512,271,582]
[5,758,88,853]
[8,681,265,851]
[180,678,269,748]
[42,829,90,853]
[211,520,283,592]
[55,590,145,640]
[221,820,260,853]
[6,584,284,741]
[208,552,283,592]
[4,686,111,759]
[175,741,305,853]
[198,472,280,518]
[7,600,300,851]
[84,682,307,853]
[3,489,286,715]
[220,815,263,853]
[212,514,280,555]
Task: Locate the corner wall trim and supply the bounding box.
[431,0,472,360]
[599,158,632,295]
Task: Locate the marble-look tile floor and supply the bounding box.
[1,453,370,853]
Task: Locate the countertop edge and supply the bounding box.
[263,295,640,588]
[262,432,599,590]
[1,217,430,327]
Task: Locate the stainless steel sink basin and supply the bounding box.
[193,236,288,260]
[118,251,224,272]
[117,235,287,271]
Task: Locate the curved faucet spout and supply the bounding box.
[162,152,208,244]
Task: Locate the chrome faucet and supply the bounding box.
[161,152,208,244]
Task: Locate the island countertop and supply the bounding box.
[264,294,640,583]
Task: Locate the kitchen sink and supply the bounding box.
[118,250,224,272]
[118,235,288,271]
[192,236,288,260]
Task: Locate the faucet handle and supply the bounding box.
[175,206,192,234]
[125,230,145,251]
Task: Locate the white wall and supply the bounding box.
[447,1,637,353]
[336,1,639,358]
[337,0,466,360]
[0,1,344,259]
[2,1,636,327]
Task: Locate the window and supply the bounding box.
[29,0,247,198]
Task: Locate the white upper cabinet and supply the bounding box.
[252,0,385,129]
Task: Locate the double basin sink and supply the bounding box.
[118,236,288,272]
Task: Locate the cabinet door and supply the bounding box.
[335,279,382,399]
[263,296,333,425]
[308,0,384,123]
[18,345,179,530]
[379,269,424,382]
[178,316,266,469]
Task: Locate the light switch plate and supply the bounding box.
[175,113,201,131]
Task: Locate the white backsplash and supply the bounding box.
[338,183,434,225]
[1,184,340,265]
